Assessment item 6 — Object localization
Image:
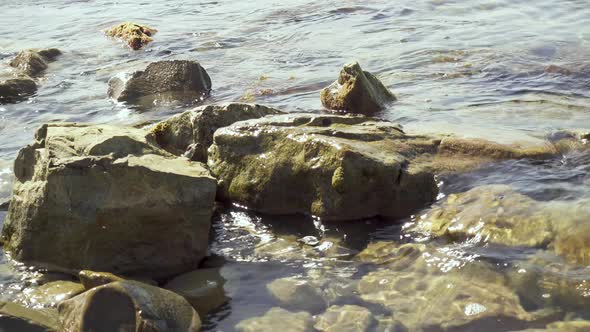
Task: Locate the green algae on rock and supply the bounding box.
[0,123,217,279]
[148,102,283,162]
[108,60,212,106]
[9,48,62,77]
[320,62,396,114]
[58,280,200,332]
[0,301,60,332]
[235,307,314,332]
[0,77,37,104]
[105,22,157,50]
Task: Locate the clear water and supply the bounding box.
[1,0,590,331]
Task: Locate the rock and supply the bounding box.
[0,301,60,332]
[149,103,283,162]
[208,113,438,221]
[235,307,314,332]
[1,123,217,279]
[78,270,157,290]
[58,280,200,332]
[108,60,211,106]
[105,22,157,50]
[356,242,535,331]
[19,281,85,308]
[314,305,375,332]
[514,320,590,332]
[409,185,555,248]
[9,48,61,77]
[163,268,228,316]
[266,277,327,314]
[0,77,37,104]
[320,62,396,114]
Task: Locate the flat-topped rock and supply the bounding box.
[108,60,211,106]
[320,62,396,114]
[149,102,283,162]
[1,123,217,279]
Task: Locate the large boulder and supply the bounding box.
[0,301,60,332]
[108,60,212,106]
[58,281,200,332]
[10,48,61,77]
[320,62,396,114]
[208,113,439,221]
[0,77,37,104]
[149,103,283,162]
[235,307,314,332]
[0,123,217,279]
[105,22,157,50]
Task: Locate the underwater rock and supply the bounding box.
[0,301,60,332]
[208,113,438,221]
[58,280,200,332]
[266,277,327,314]
[9,48,61,77]
[314,305,375,332]
[320,62,396,114]
[108,60,211,106]
[0,77,37,104]
[105,22,157,50]
[163,268,228,316]
[235,307,314,332]
[0,123,217,279]
[20,281,85,308]
[149,102,283,162]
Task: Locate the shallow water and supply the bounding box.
[1,0,590,331]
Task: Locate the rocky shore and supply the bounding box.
[1,23,589,332]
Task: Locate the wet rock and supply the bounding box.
[108,60,211,106]
[163,268,228,316]
[266,277,327,314]
[356,242,535,331]
[78,270,124,290]
[20,281,85,308]
[320,62,396,114]
[409,185,554,247]
[0,123,217,279]
[149,102,283,162]
[0,77,37,104]
[9,48,61,77]
[235,307,314,332]
[314,305,375,332]
[105,22,158,50]
[58,280,200,332]
[0,301,60,332]
[208,113,438,221]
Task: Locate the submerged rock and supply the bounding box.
[108,60,212,106]
[0,301,60,332]
[314,305,375,332]
[9,48,61,77]
[320,62,396,114]
[163,268,228,316]
[208,113,439,221]
[0,123,217,279]
[20,281,85,308]
[58,280,200,332]
[105,22,157,50]
[0,77,37,104]
[235,307,314,332]
[266,277,327,314]
[149,103,283,162]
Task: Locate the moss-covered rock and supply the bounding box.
[58,280,200,332]
[108,60,211,106]
[320,62,396,114]
[9,48,61,77]
[163,268,228,316]
[235,307,314,332]
[148,103,283,162]
[0,77,37,104]
[1,123,217,279]
[105,22,157,50]
[0,301,60,332]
